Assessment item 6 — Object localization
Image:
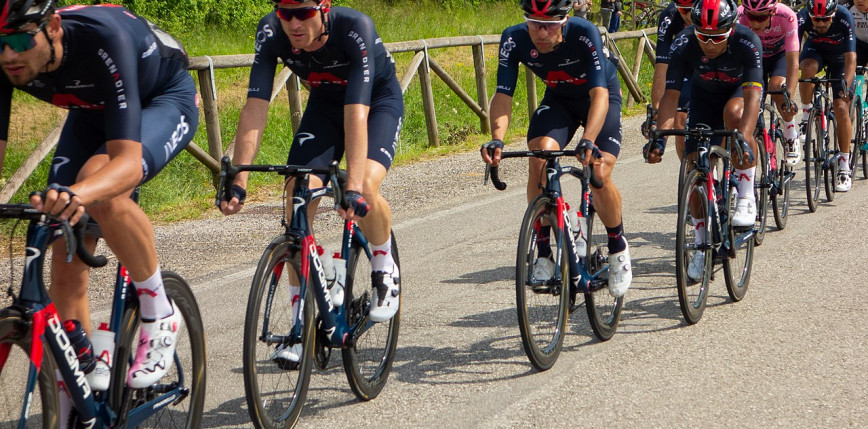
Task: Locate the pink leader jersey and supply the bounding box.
[737,3,800,58]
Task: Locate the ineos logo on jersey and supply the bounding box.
[255,24,275,52]
[296,132,315,146]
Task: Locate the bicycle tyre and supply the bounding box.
[515,195,569,371]
[723,176,754,302]
[805,109,822,212]
[824,115,837,202]
[109,271,206,429]
[342,232,401,401]
[243,237,315,429]
[754,130,770,246]
[583,202,624,341]
[850,96,863,180]
[0,307,59,428]
[772,126,791,230]
[674,169,712,324]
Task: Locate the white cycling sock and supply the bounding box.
[801,103,813,122]
[371,237,396,273]
[839,153,851,173]
[691,217,706,246]
[783,118,798,140]
[735,167,756,201]
[133,268,173,320]
[290,284,301,324]
[57,370,73,429]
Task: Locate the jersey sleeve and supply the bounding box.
[740,33,765,90]
[495,29,521,97]
[248,16,281,101]
[581,25,608,89]
[781,6,800,53]
[844,9,857,53]
[797,9,809,41]
[93,28,143,142]
[342,14,378,106]
[664,31,690,91]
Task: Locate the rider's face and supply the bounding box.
[745,11,772,32]
[277,1,328,51]
[525,15,567,54]
[695,27,730,59]
[0,20,54,87]
[855,0,868,13]
[811,14,834,33]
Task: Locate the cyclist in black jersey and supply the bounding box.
[0,0,199,420]
[650,0,764,280]
[798,0,857,191]
[481,0,632,298]
[649,0,693,162]
[219,0,403,354]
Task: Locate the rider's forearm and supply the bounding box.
[490,93,513,142]
[344,103,370,193]
[845,52,857,90]
[580,87,609,143]
[657,89,680,132]
[231,98,270,188]
[651,63,668,109]
[785,51,799,101]
[739,87,762,142]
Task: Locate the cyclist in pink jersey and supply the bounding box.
[739,0,802,164]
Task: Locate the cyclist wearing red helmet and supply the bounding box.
[797,0,856,191]
[652,0,764,280]
[482,0,633,298]
[739,0,801,164]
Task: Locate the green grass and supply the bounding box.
[1,0,657,224]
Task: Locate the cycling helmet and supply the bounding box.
[673,0,695,8]
[520,0,575,19]
[691,0,738,30]
[742,0,777,13]
[808,0,837,17]
[0,0,54,34]
[272,0,324,4]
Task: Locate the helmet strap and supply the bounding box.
[313,8,329,41]
[41,25,56,72]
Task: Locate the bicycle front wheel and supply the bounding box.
[110,272,207,429]
[675,169,712,324]
[515,195,569,371]
[583,203,624,340]
[754,131,770,246]
[824,116,838,202]
[723,178,754,302]
[850,97,863,179]
[805,109,823,212]
[772,125,791,230]
[0,307,59,428]
[243,237,315,429]
[342,232,401,401]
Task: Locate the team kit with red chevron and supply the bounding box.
[0,0,865,427]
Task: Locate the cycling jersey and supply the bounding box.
[496,17,610,100]
[851,5,868,43]
[248,7,402,109]
[665,24,764,95]
[797,5,856,57]
[738,3,800,58]
[656,3,690,64]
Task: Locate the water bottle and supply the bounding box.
[316,246,345,307]
[330,253,346,307]
[567,207,588,257]
[62,320,96,374]
[711,180,724,244]
[87,323,114,391]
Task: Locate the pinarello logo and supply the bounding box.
[530,49,539,58]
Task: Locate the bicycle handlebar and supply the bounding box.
[650,127,753,163]
[0,204,107,268]
[217,156,345,210]
[486,149,603,190]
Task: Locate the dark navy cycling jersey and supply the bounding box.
[0,4,190,142]
[249,7,400,106]
[797,5,856,56]
[665,24,764,95]
[496,17,610,100]
[655,3,689,64]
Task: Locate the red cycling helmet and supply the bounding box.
[808,0,837,17]
[691,0,738,31]
[0,0,54,34]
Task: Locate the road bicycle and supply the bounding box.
[652,126,755,324]
[621,0,665,31]
[753,85,796,241]
[483,148,623,371]
[799,75,847,212]
[0,204,206,428]
[851,66,868,179]
[217,157,400,428]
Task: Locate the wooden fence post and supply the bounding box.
[287,74,303,133]
[628,38,646,108]
[525,66,537,118]
[472,43,490,134]
[197,69,223,169]
[418,49,439,147]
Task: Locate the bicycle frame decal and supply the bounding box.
[45,308,92,400]
[302,235,336,313]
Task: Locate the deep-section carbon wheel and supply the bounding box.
[675,170,712,324]
[772,127,791,230]
[583,203,623,340]
[724,178,754,302]
[804,110,823,212]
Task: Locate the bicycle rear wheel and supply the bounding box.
[754,131,770,246]
[342,232,401,401]
[675,169,712,324]
[110,272,206,429]
[850,97,863,179]
[515,195,569,371]
[243,237,314,429]
[772,126,791,230]
[723,177,754,302]
[583,203,624,341]
[0,307,59,428]
[824,116,837,202]
[805,110,823,212]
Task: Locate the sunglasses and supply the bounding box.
[0,21,46,53]
[524,15,568,30]
[694,27,732,44]
[675,6,692,13]
[809,14,834,23]
[744,12,772,22]
[275,5,323,21]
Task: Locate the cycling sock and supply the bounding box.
[735,167,756,201]
[839,153,851,173]
[57,370,73,429]
[290,285,301,324]
[537,226,553,259]
[691,217,706,246]
[783,118,798,140]
[606,223,627,254]
[133,268,173,321]
[371,237,396,272]
[801,103,813,122]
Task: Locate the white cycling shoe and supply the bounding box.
[836,173,852,192]
[608,242,632,298]
[369,265,400,322]
[687,251,705,282]
[731,198,756,228]
[786,138,803,166]
[531,257,555,283]
[127,300,181,388]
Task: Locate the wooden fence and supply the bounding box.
[0,27,658,203]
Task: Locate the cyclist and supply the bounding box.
[647,0,693,164]
[652,0,763,281]
[219,0,403,352]
[0,0,198,422]
[797,0,857,191]
[849,0,868,107]
[481,0,633,298]
[739,0,802,164]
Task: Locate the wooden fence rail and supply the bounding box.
[0,27,658,203]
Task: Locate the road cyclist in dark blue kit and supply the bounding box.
[0,0,200,426]
[481,0,633,298]
[649,0,764,282]
[219,0,404,365]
